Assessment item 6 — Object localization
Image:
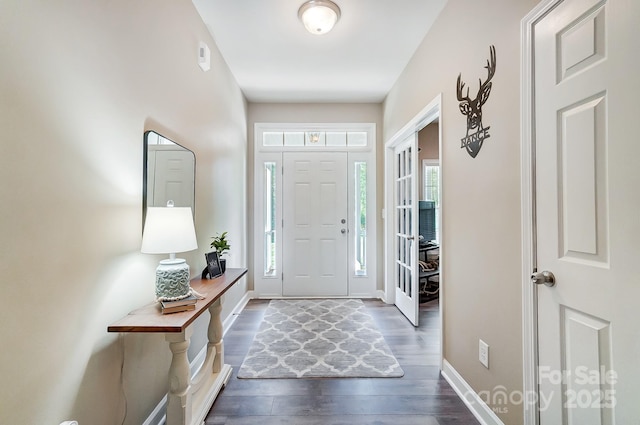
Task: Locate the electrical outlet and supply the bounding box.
[479,339,489,368]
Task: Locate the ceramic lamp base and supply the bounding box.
[156,258,190,300]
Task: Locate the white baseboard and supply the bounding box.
[142,291,252,425]
[441,359,505,425]
[141,394,166,425]
[222,290,252,333]
[375,289,387,303]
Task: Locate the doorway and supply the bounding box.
[253,123,377,298]
[384,95,442,332]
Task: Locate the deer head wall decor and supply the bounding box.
[457,45,496,158]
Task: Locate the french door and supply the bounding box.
[394,134,419,325]
[282,152,348,296]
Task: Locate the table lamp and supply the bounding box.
[141,202,198,301]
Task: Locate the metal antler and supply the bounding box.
[477,45,496,106]
[456,74,470,102]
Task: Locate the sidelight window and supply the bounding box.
[354,162,367,276]
[264,162,277,276]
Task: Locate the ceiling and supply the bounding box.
[192,0,448,103]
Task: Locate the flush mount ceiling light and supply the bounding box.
[298,0,341,35]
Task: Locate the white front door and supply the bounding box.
[394,134,419,325]
[282,152,348,296]
[533,0,640,422]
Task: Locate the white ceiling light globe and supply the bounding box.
[298,0,341,35]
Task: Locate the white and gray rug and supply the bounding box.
[238,299,404,379]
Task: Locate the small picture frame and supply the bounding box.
[205,251,223,278]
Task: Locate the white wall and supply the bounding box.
[246,103,384,290]
[0,1,247,424]
[383,0,538,423]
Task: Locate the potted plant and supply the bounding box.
[210,231,230,273]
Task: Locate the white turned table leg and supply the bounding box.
[208,298,224,373]
[165,327,194,425]
[189,296,232,425]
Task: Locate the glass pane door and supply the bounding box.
[394,133,419,325]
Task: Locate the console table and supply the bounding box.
[108,268,247,425]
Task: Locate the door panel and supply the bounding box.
[150,150,195,208]
[534,0,639,422]
[394,134,419,326]
[559,94,608,264]
[560,306,613,424]
[283,152,348,296]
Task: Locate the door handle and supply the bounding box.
[531,270,556,287]
[341,229,347,234]
[407,236,415,240]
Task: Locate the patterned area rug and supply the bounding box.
[238,299,404,378]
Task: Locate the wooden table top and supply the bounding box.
[107,268,247,333]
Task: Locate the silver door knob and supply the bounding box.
[341,229,346,234]
[531,271,556,287]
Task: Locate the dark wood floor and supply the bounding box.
[205,298,480,425]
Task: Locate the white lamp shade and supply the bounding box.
[141,207,198,254]
[298,0,340,35]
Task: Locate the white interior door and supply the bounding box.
[394,134,419,325]
[534,0,640,422]
[149,149,195,208]
[282,152,348,296]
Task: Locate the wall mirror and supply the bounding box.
[143,130,195,226]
